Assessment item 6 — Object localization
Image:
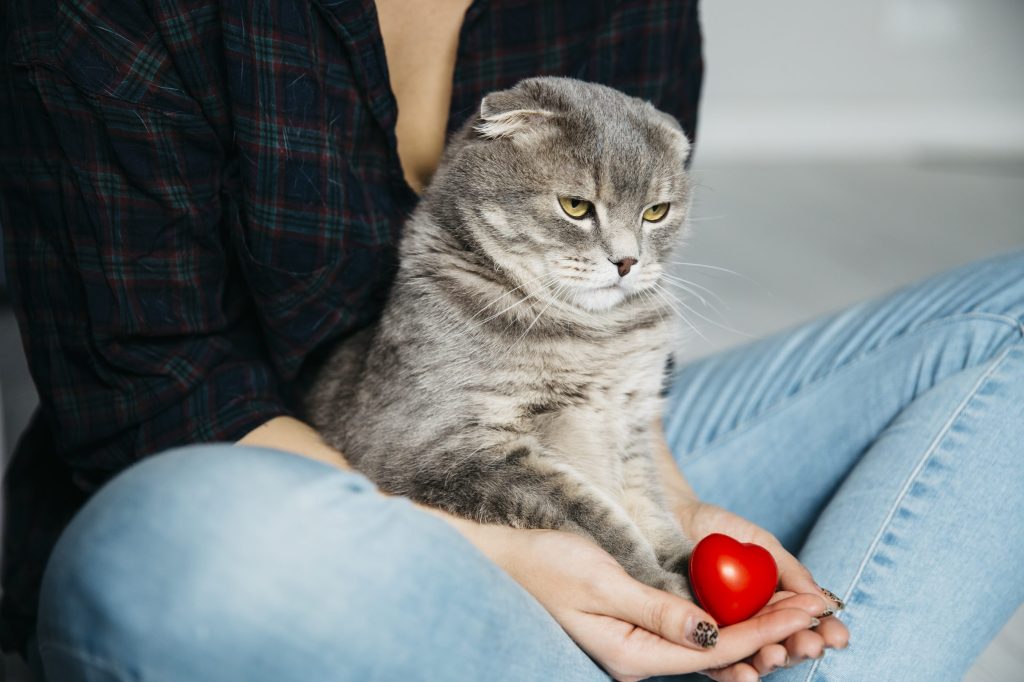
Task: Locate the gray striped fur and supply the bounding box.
[303,78,696,597]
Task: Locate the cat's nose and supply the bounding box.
[613,257,638,277]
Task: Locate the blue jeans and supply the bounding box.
[35,251,1024,681]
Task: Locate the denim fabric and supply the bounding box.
[35,446,604,681]
[36,251,1024,681]
[665,249,1024,681]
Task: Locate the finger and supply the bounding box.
[601,575,720,651]
[819,586,847,613]
[773,551,840,617]
[781,628,826,663]
[764,590,797,605]
[589,607,814,679]
[699,608,817,671]
[702,661,761,682]
[756,596,839,656]
[749,643,788,676]
[776,555,819,595]
[813,614,850,649]
[770,593,849,650]
[758,592,832,618]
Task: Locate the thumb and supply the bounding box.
[775,550,844,617]
[605,574,720,650]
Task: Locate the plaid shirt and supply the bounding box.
[0,0,702,652]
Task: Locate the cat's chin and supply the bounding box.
[573,285,629,312]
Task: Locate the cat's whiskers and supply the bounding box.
[457,272,559,339]
[541,277,607,327]
[660,281,726,321]
[667,260,769,291]
[502,298,554,358]
[659,277,728,322]
[496,278,565,340]
[464,270,557,324]
[630,285,638,327]
[653,282,758,340]
[651,284,707,342]
[660,272,727,309]
[640,288,666,326]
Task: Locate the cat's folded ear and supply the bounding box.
[644,102,692,159]
[475,89,556,141]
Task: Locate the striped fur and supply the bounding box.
[303,78,696,597]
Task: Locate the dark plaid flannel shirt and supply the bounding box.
[0,0,702,652]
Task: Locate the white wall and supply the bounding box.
[696,0,1024,161]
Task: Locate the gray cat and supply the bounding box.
[303,77,696,599]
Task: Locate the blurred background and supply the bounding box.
[2,0,1023,678]
[675,0,1024,364]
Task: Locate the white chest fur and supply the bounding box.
[534,330,668,499]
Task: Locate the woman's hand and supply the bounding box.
[651,421,849,679]
[675,501,850,680]
[430,510,821,682]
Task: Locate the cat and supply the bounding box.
[302,77,696,598]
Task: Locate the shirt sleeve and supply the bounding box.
[1,51,290,488]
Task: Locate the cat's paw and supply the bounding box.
[661,550,692,578]
[656,570,694,601]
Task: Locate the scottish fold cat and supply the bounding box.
[304,77,696,599]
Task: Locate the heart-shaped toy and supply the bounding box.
[688,533,778,626]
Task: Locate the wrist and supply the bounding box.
[236,415,352,471]
[413,504,520,566]
[671,495,703,537]
[651,418,702,511]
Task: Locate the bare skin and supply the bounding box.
[237,4,850,678]
[374,0,472,193]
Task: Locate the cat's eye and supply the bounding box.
[559,196,592,219]
[643,203,670,222]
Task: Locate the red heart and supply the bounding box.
[688,533,778,626]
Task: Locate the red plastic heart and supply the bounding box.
[688,533,778,626]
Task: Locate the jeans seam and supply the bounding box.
[679,312,1024,464]
[800,343,1016,681]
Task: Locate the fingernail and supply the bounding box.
[784,654,791,667]
[689,619,719,648]
[821,587,845,611]
[818,607,835,619]
[809,617,821,628]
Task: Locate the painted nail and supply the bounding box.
[818,607,835,619]
[689,619,719,648]
[809,617,821,628]
[821,587,845,611]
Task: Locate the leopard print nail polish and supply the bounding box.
[821,587,845,611]
[692,620,719,648]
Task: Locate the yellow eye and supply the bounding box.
[558,196,592,219]
[643,203,670,222]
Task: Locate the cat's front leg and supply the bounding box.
[406,434,691,598]
[537,456,694,600]
[620,436,696,595]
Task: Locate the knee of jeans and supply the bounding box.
[36,444,379,661]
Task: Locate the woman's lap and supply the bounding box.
[37,251,1024,681]
[35,446,608,681]
[665,249,1024,679]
